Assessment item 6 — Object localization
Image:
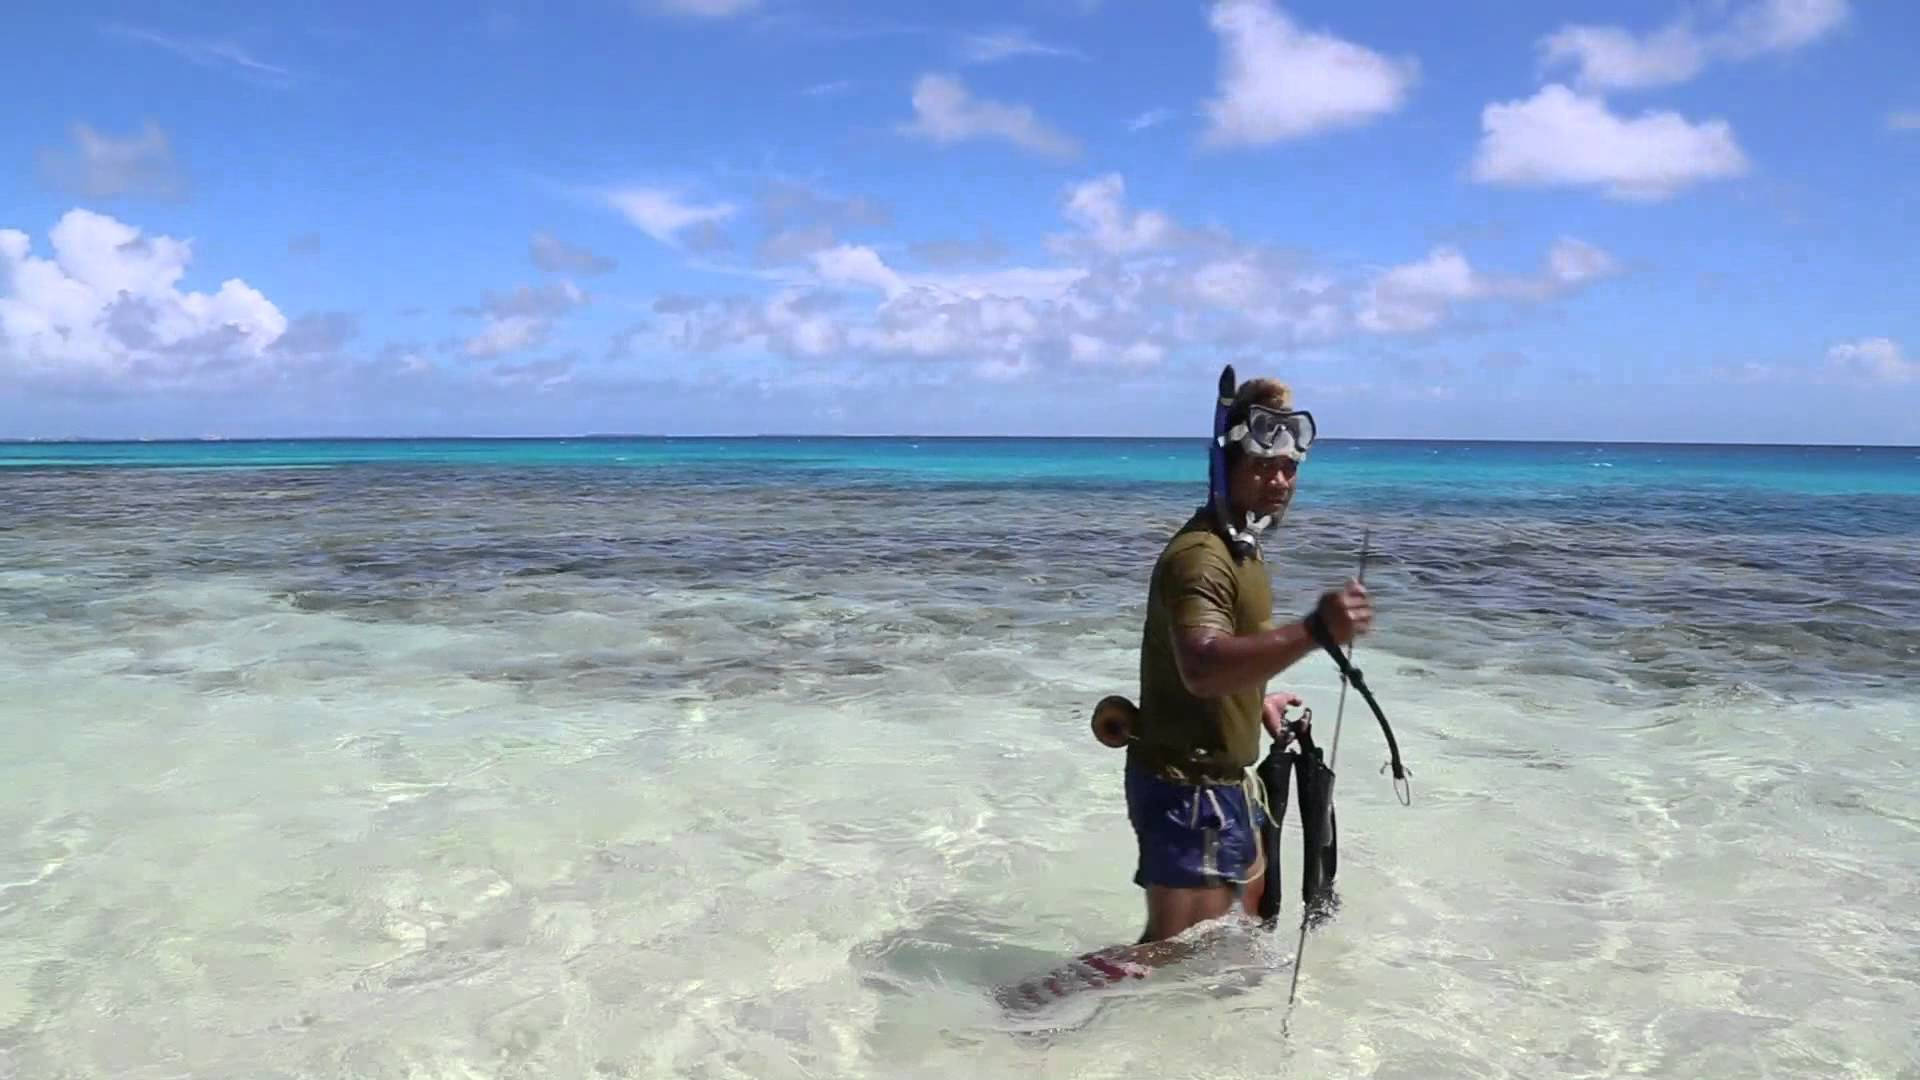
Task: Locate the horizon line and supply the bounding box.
[4,433,1917,450]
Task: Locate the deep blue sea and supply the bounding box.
[2,437,1916,1078]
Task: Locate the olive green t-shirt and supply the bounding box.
[1129,507,1274,782]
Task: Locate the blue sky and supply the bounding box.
[2,0,1916,442]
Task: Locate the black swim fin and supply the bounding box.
[1255,743,1290,929]
[1292,727,1339,925]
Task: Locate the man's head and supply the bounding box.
[1221,376,1305,520]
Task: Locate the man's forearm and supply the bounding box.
[1178,617,1319,699]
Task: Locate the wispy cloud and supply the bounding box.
[1129,107,1175,132]
[604,186,739,246]
[899,73,1081,159]
[99,22,292,86]
[1889,110,1920,132]
[37,122,187,200]
[530,232,616,275]
[744,12,931,43]
[956,26,1086,64]
[1537,0,1850,93]
[650,0,759,17]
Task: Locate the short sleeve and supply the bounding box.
[1164,540,1238,635]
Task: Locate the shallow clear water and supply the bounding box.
[1,440,1916,1078]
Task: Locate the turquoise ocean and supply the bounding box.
[2,437,1916,1078]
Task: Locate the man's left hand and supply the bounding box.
[1262,692,1306,740]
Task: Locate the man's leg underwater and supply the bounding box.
[1137,828,1266,943]
[994,776,1266,1011]
[1131,765,1268,949]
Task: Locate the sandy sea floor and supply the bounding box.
[1,464,1916,1078]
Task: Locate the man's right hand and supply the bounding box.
[1314,579,1373,644]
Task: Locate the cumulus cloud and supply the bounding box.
[1052,173,1178,256]
[271,312,360,356]
[1356,238,1622,333]
[1826,338,1913,383]
[1470,84,1749,201]
[1200,0,1418,146]
[754,180,889,263]
[0,209,287,388]
[37,122,187,200]
[1539,0,1849,92]
[626,173,1619,383]
[530,231,615,275]
[459,281,587,357]
[1538,24,1706,92]
[899,73,1080,159]
[605,187,737,246]
[1717,336,1915,388]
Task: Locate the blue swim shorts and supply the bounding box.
[1125,762,1267,890]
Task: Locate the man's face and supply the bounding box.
[1229,452,1298,518]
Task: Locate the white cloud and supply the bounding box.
[0,209,287,387]
[1717,0,1850,58]
[956,27,1084,64]
[99,23,291,87]
[652,0,758,16]
[1068,332,1164,368]
[1545,237,1621,287]
[1538,0,1848,92]
[1538,23,1705,92]
[1355,238,1621,333]
[1129,107,1175,132]
[1826,338,1913,383]
[1356,248,1481,334]
[1199,0,1418,146]
[1055,173,1175,256]
[461,281,586,358]
[899,73,1080,159]
[1470,84,1749,201]
[1889,110,1920,132]
[530,231,615,275]
[605,187,737,245]
[37,122,187,200]
[809,244,906,297]
[631,173,1618,383]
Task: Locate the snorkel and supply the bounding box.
[1209,364,1261,559]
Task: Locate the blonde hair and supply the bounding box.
[1223,377,1293,465]
[1229,377,1292,420]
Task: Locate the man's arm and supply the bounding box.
[1172,581,1372,700]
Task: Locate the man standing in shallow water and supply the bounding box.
[1125,373,1371,944]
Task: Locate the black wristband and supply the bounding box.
[1302,607,1336,654]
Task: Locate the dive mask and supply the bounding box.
[1224,404,1316,461]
